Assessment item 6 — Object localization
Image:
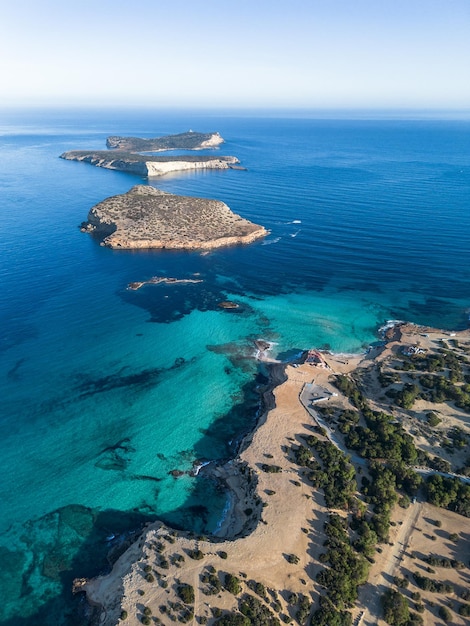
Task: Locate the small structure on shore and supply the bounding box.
[402,345,427,356]
[305,349,328,367]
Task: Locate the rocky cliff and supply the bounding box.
[106,131,224,151]
[60,151,239,177]
[81,185,267,250]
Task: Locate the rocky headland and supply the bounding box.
[81,185,268,250]
[60,150,240,178]
[76,324,470,626]
[106,131,224,151]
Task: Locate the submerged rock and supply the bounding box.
[218,301,240,309]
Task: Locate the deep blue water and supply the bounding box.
[0,109,469,624]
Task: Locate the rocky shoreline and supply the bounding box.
[60,150,240,177]
[81,185,268,250]
[74,323,470,626]
[76,356,289,624]
[106,131,224,152]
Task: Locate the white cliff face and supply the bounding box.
[144,157,237,177]
[60,152,239,177]
[198,132,224,149]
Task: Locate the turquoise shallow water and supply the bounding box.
[0,109,469,624]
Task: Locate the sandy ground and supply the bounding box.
[83,356,364,626]
[81,325,470,626]
[360,500,470,626]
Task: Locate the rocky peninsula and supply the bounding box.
[81,185,268,250]
[60,151,240,178]
[106,131,224,151]
[76,324,470,626]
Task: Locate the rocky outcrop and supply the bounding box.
[106,131,224,151]
[81,185,268,250]
[60,151,239,177]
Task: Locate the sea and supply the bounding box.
[0,108,469,624]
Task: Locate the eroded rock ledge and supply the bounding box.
[106,131,224,151]
[81,185,268,250]
[60,150,240,177]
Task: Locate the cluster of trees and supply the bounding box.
[176,583,195,604]
[311,595,352,626]
[334,375,419,464]
[201,566,222,595]
[224,573,242,595]
[333,375,368,411]
[316,514,370,612]
[425,474,470,517]
[397,348,466,379]
[412,571,454,594]
[387,383,421,410]
[381,589,410,626]
[239,594,280,626]
[381,589,424,626]
[424,555,466,569]
[386,345,470,411]
[420,374,470,411]
[302,437,357,509]
[345,409,418,463]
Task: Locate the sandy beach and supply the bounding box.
[80,324,470,626]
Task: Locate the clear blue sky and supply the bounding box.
[1,0,469,110]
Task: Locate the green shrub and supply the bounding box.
[261,464,282,473]
[426,412,441,427]
[188,549,204,560]
[219,551,228,559]
[224,573,242,595]
[438,606,452,622]
[177,584,195,604]
[381,589,410,626]
[286,554,299,564]
[120,610,128,620]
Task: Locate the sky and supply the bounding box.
[0,0,469,110]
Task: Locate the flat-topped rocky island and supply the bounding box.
[81,185,268,250]
[60,150,240,177]
[106,130,224,151]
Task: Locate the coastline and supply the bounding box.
[78,323,470,626]
[81,185,268,250]
[79,346,365,623]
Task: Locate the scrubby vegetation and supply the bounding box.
[187,549,204,560]
[314,513,370,618]
[293,436,356,509]
[177,583,195,604]
[239,594,280,626]
[425,474,470,517]
[224,573,242,595]
[381,589,410,626]
[412,572,454,594]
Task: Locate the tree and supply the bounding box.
[438,606,452,622]
[381,590,410,626]
[224,573,242,595]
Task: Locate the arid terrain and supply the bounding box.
[79,325,470,626]
[81,185,268,250]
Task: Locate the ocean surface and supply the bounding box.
[0,108,469,624]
